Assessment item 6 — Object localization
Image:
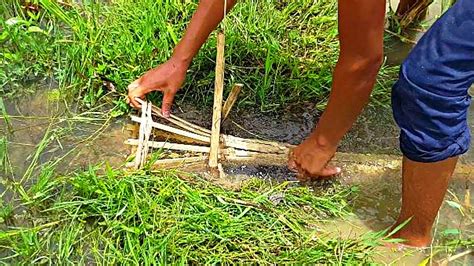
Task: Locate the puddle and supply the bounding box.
[328,164,473,265]
[1,89,130,179]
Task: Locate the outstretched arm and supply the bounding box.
[289,0,386,178]
[128,0,238,115]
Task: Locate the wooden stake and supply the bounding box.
[222,83,243,120]
[209,32,226,168]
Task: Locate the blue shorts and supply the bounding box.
[392,0,474,163]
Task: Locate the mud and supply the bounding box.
[171,101,401,155]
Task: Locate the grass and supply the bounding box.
[1,103,471,264]
[0,93,387,264]
[0,161,390,264]
[1,0,399,112]
[1,93,472,265]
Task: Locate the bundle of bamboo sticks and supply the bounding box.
[125,32,293,171]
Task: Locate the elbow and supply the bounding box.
[334,52,383,95]
[366,53,384,74]
[338,53,383,79]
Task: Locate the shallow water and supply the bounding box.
[1,89,129,179]
[3,89,472,264]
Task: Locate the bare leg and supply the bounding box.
[390,156,458,247]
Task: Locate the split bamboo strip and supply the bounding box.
[126,139,277,159]
[135,97,211,137]
[209,32,226,168]
[131,116,210,143]
[125,139,210,153]
[131,115,291,154]
[151,156,208,168]
[222,83,243,120]
[222,134,291,154]
[125,156,207,169]
[134,101,152,169]
[150,105,211,137]
[142,102,153,167]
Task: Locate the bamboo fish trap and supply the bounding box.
[126,32,293,172]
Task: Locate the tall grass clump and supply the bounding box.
[2,0,398,110]
[0,0,57,96]
[0,165,387,264]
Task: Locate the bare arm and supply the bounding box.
[173,0,238,66]
[289,0,386,178]
[128,0,238,115]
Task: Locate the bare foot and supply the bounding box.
[389,231,431,248]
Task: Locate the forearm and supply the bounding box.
[305,0,386,151]
[309,57,382,149]
[172,0,238,66]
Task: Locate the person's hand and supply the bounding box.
[288,138,341,181]
[127,58,188,117]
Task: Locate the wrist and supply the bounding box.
[171,46,193,68]
[307,131,339,153]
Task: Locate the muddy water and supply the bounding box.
[333,155,473,265]
[2,87,472,264]
[385,0,444,66]
[1,89,129,179]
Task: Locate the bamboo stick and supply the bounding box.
[126,139,278,160]
[125,156,207,169]
[131,115,210,143]
[134,101,153,169]
[125,139,210,153]
[130,114,291,154]
[135,97,211,137]
[152,156,207,167]
[209,32,226,169]
[142,102,153,167]
[222,83,243,120]
[439,249,473,265]
[150,105,211,137]
[152,130,209,145]
[222,134,291,154]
